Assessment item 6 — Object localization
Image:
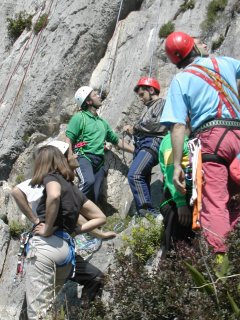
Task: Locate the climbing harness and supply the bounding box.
[194,119,240,135]
[185,58,240,231]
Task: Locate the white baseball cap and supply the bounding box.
[47,140,69,154]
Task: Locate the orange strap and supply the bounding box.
[192,148,202,231]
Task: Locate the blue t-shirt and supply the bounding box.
[160,56,240,130]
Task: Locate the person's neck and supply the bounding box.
[151,94,159,101]
[146,95,159,106]
[87,106,98,116]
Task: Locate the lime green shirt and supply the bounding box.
[66,111,119,155]
[159,132,189,207]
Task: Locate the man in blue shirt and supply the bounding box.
[161,31,240,253]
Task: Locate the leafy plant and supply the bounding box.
[121,215,163,263]
[185,261,215,296]
[211,34,225,51]
[34,13,48,34]
[159,21,175,38]
[9,220,26,238]
[180,0,195,12]
[201,0,228,31]
[7,11,32,42]
[22,132,30,143]
[227,291,240,317]
[103,214,131,233]
[51,223,240,319]
[15,174,25,184]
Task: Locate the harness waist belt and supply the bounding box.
[194,119,240,134]
[202,153,228,166]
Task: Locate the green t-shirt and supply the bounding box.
[66,111,119,156]
[159,132,189,207]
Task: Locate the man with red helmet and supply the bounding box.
[161,31,240,253]
[124,77,167,217]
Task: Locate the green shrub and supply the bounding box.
[34,13,48,34]
[22,132,30,143]
[201,0,228,31]
[103,239,240,319]
[159,21,175,38]
[7,11,32,42]
[55,224,240,319]
[15,174,25,184]
[103,214,131,233]
[180,0,195,12]
[211,34,225,51]
[121,215,163,263]
[9,220,26,238]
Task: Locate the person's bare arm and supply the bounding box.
[77,200,106,233]
[76,214,116,239]
[123,125,134,137]
[11,187,39,225]
[171,123,186,194]
[116,138,134,153]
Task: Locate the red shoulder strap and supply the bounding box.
[211,57,222,117]
[184,63,236,118]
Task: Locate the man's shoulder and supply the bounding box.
[69,111,84,121]
[151,97,166,108]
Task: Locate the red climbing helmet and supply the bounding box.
[165,32,195,65]
[134,77,160,93]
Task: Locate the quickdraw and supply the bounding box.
[14,231,31,282]
[187,138,202,231]
[74,141,88,149]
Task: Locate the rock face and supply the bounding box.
[0,0,240,318]
[0,0,143,180]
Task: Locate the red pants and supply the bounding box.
[198,127,240,252]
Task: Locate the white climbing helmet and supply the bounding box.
[47,140,69,154]
[75,86,93,108]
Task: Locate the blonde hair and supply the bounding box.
[31,145,74,186]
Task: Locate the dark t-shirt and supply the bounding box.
[36,172,87,234]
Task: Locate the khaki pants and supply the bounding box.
[26,235,72,320]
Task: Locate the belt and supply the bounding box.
[194,119,240,134]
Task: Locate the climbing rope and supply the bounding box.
[0,0,56,141]
[121,131,129,167]
[148,0,162,78]
[99,0,124,98]
[0,5,45,107]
